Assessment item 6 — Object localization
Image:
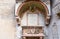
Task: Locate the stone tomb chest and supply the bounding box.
[22,26,45,39]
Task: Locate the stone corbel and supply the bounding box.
[45,15,51,26]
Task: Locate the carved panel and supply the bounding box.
[28,14,38,26]
[22,26,44,35]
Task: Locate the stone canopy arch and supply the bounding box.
[17,1,51,26]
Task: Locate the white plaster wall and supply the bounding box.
[0,0,16,39]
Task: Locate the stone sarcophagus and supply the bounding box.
[22,26,45,39]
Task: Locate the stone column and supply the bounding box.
[0,0,16,39]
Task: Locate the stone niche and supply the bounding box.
[22,26,45,39]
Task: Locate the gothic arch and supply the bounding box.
[17,1,51,26]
